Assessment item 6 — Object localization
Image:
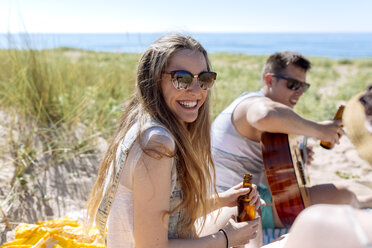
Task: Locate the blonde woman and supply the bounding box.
[86,34,260,248]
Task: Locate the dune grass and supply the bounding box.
[0,48,371,189]
[0,48,140,188]
[0,48,139,130]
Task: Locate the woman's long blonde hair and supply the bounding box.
[86,34,217,237]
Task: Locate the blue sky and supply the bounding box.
[1,0,372,33]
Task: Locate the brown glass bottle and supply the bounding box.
[320,105,345,149]
[237,173,255,222]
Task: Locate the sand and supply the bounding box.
[308,135,372,197]
[0,110,105,244]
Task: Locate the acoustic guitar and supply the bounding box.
[260,133,311,227]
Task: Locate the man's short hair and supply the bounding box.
[262,51,311,80]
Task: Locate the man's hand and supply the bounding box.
[317,119,345,145]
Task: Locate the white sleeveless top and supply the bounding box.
[106,126,178,248]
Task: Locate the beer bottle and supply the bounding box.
[320,105,345,149]
[237,173,255,222]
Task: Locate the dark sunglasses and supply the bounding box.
[271,73,310,92]
[163,70,217,90]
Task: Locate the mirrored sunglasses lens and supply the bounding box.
[172,72,193,89]
[198,72,215,89]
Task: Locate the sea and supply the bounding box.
[1,33,372,59]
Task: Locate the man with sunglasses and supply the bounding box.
[211,51,372,245]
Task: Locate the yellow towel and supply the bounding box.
[1,218,105,248]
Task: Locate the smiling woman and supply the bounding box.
[160,49,213,124]
[85,33,261,248]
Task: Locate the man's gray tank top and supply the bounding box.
[211,91,265,190]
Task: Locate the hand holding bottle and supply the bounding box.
[218,181,261,209]
[317,119,344,139]
[320,105,345,149]
[221,216,260,247]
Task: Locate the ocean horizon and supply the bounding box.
[1,32,372,59]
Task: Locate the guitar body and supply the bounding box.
[260,132,311,227]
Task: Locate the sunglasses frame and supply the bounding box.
[163,70,217,90]
[271,73,310,92]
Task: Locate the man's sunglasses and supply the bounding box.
[271,73,310,92]
[163,70,217,90]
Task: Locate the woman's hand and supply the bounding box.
[217,183,262,210]
[221,216,260,247]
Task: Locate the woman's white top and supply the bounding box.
[106,126,177,248]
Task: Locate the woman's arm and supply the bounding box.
[132,144,174,247]
[133,147,239,248]
[131,131,260,248]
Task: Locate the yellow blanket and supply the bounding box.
[1,218,104,248]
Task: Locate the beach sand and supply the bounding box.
[308,135,372,198]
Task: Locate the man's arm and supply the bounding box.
[233,96,343,144]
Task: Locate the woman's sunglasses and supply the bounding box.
[271,73,310,92]
[163,70,217,90]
